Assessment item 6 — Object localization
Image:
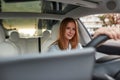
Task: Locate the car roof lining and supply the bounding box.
[0,0,106,19]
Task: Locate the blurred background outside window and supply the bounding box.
[80,13,120,36]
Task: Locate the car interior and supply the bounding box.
[0,0,120,80]
[0,48,95,80]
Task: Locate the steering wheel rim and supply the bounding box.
[85,34,110,48]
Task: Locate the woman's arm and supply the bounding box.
[94,26,120,40]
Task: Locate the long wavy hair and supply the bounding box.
[55,17,79,50]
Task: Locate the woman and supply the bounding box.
[48,17,120,52]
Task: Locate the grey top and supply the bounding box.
[47,43,83,52]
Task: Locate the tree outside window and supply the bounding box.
[98,13,120,27]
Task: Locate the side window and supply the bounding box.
[80,13,120,37]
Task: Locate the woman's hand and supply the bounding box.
[93,26,120,40]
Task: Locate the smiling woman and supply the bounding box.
[48,17,83,52]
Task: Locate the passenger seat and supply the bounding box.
[9,31,25,54]
[0,26,19,57]
[41,30,51,52]
[41,23,59,52]
[9,31,39,54]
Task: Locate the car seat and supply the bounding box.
[41,23,59,52]
[9,31,39,54]
[0,26,19,57]
[41,30,51,52]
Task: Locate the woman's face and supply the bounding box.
[64,22,76,40]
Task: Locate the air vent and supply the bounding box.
[106,0,117,10]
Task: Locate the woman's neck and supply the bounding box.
[64,39,69,48]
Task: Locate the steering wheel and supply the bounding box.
[85,34,110,48]
[85,35,120,80]
[84,34,120,62]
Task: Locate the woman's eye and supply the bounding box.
[72,28,75,30]
[66,27,70,29]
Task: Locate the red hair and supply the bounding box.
[56,17,79,50]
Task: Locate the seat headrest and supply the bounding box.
[51,23,59,39]
[10,31,20,42]
[43,30,51,37]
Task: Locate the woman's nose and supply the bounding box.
[70,29,73,33]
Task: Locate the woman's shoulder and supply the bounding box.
[49,43,58,48]
[50,41,58,47]
[47,42,60,52]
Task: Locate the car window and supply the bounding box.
[80,13,120,37]
[2,19,59,38]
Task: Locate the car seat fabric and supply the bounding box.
[10,31,20,42]
[0,42,19,57]
[9,31,39,54]
[41,30,51,44]
[41,23,59,52]
[41,30,51,52]
[9,31,27,54]
[0,26,19,57]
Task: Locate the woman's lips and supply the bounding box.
[67,34,73,37]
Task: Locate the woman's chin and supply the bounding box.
[68,37,73,40]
